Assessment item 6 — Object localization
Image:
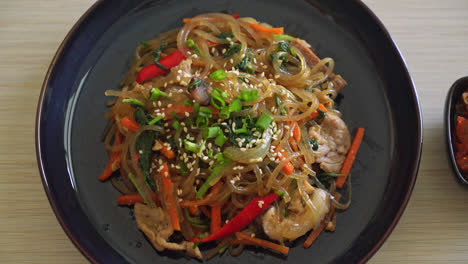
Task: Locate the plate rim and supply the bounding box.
[35,0,423,263]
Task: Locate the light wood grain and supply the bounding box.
[0,0,467,263]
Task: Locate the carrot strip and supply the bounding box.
[210,205,222,234]
[235,232,289,254]
[98,131,122,181]
[336,127,365,188]
[199,206,211,218]
[248,23,284,35]
[306,104,328,121]
[288,137,299,152]
[188,206,198,215]
[303,193,341,248]
[179,182,223,207]
[161,163,181,231]
[158,140,175,159]
[116,193,159,206]
[121,116,140,132]
[292,122,301,141]
[276,151,294,175]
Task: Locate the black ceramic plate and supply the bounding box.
[445,76,468,185]
[36,0,422,263]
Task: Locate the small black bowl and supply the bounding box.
[445,76,468,185]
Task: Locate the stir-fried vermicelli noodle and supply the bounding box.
[99,13,364,259]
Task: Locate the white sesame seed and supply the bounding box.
[258,200,264,208]
[185,112,190,117]
[164,82,168,87]
[211,47,216,53]
[230,58,234,64]
[176,76,181,81]
[222,48,226,54]
[138,150,143,154]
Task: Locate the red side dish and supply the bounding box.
[455,90,468,172]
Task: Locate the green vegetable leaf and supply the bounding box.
[310,138,319,151]
[134,108,150,126]
[218,32,234,39]
[153,40,168,71]
[187,39,201,55]
[136,130,158,191]
[224,43,241,58]
[235,56,254,74]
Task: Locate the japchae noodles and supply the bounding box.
[98,13,364,259]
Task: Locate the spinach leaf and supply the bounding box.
[235,56,254,74]
[136,130,158,191]
[134,107,150,126]
[224,43,241,58]
[218,32,234,39]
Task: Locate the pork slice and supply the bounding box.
[309,113,351,173]
[134,203,202,259]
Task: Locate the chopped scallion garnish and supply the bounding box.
[272,34,295,41]
[198,107,213,118]
[219,106,230,119]
[214,132,228,146]
[196,116,209,128]
[122,98,145,107]
[183,140,199,153]
[184,99,192,106]
[187,39,201,55]
[150,87,169,101]
[211,89,226,109]
[203,126,221,139]
[209,69,227,80]
[240,90,258,101]
[148,115,163,125]
[255,113,273,130]
[228,97,242,113]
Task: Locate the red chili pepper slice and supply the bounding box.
[189,193,279,243]
[136,50,186,83]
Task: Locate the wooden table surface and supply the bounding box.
[1,0,467,263]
